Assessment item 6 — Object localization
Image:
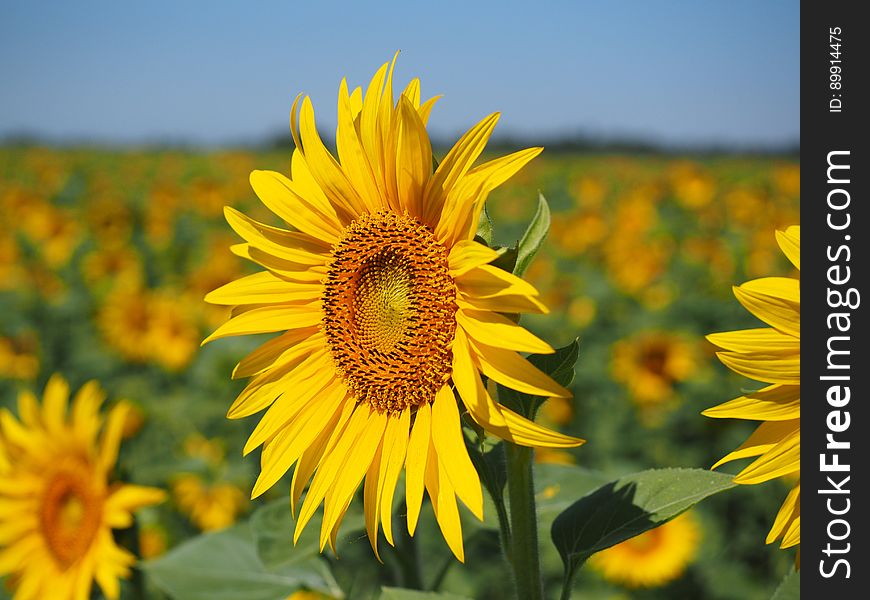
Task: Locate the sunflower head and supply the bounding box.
[0,374,165,600]
[204,55,584,561]
[705,225,800,553]
[588,512,701,588]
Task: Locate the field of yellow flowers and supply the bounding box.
[0,146,799,600]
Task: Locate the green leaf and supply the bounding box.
[248,499,347,596]
[551,468,736,588]
[513,193,550,277]
[497,339,580,419]
[142,522,340,600]
[770,570,800,600]
[475,206,494,246]
[380,587,473,600]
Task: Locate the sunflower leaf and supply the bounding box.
[513,192,550,278]
[770,569,800,600]
[475,206,494,246]
[551,468,736,595]
[497,338,580,419]
[142,522,341,600]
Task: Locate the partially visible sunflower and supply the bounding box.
[705,225,800,554]
[171,474,247,532]
[204,55,584,560]
[0,375,165,600]
[611,331,698,407]
[588,512,701,588]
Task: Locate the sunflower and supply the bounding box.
[171,474,247,532]
[204,55,583,561]
[611,331,698,407]
[588,512,701,588]
[0,374,165,600]
[705,226,800,552]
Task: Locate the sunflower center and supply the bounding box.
[39,461,104,567]
[322,211,456,412]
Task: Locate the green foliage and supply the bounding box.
[770,570,799,600]
[513,193,551,278]
[552,468,737,595]
[497,339,580,419]
[142,523,341,600]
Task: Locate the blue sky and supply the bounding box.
[0,1,799,147]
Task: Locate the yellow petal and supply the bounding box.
[205,271,322,306]
[456,264,541,300]
[202,302,322,344]
[42,374,70,434]
[231,327,322,380]
[424,113,500,224]
[703,384,799,421]
[395,95,433,218]
[734,426,800,484]
[295,404,371,543]
[431,386,483,520]
[495,404,585,449]
[457,292,548,315]
[733,277,800,338]
[224,206,331,265]
[378,409,410,546]
[425,437,465,562]
[448,241,499,277]
[336,79,381,213]
[468,338,571,398]
[776,226,800,270]
[248,170,343,242]
[451,328,506,428]
[457,308,553,354]
[716,351,800,385]
[707,328,799,354]
[767,482,800,544]
[99,402,130,472]
[405,401,431,536]
[243,356,338,455]
[298,96,365,217]
[363,440,384,560]
[320,410,387,551]
[712,419,799,469]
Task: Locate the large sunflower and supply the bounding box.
[0,374,165,600]
[705,226,800,552]
[204,56,583,560]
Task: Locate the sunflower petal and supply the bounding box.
[405,401,431,536]
[431,386,483,520]
[457,308,553,354]
[733,278,800,338]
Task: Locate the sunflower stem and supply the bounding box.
[505,442,544,600]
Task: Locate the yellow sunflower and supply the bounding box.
[204,55,584,561]
[611,331,698,407]
[705,225,800,552]
[0,374,165,600]
[171,474,247,532]
[588,512,701,588]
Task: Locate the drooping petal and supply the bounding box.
[703,384,799,421]
[405,401,431,536]
[431,386,483,519]
[733,278,800,338]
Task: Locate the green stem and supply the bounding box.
[559,566,577,600]
[505,442,544,600]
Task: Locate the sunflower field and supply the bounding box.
[0,141,799,600]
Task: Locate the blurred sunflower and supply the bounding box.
[0,375,165,600]
[589,512,701,588]
[611,331,698,407]
[705,226,800,553]
[0,333,39,380]
[205,55,584,560]
[171,474,247,532]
